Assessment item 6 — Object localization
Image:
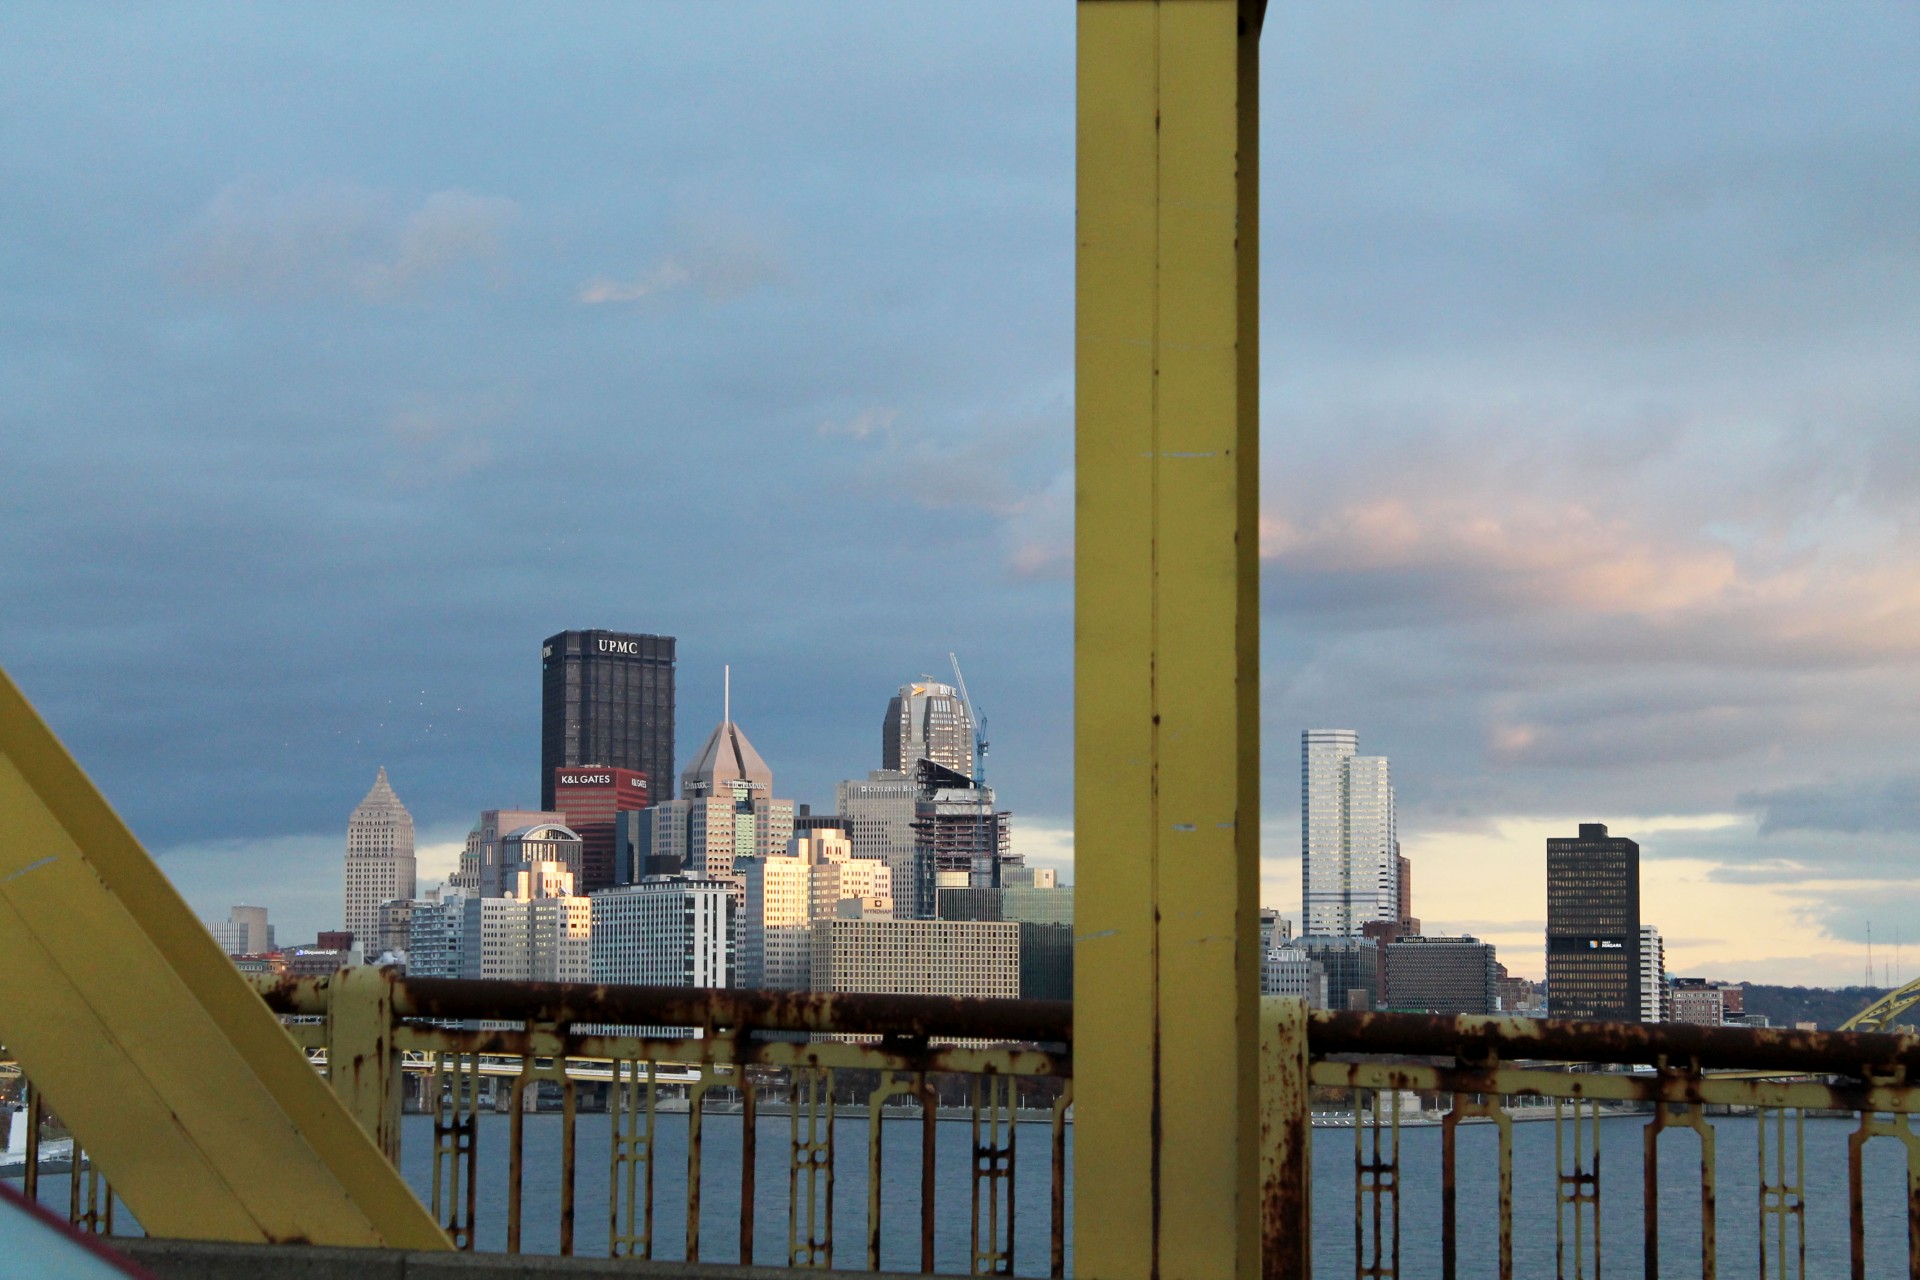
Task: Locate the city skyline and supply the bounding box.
[6,5,1919,986]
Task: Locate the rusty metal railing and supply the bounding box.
[21,990,1920,1276]
[3,972,1071,1274]
[1261,1002,1920,1280]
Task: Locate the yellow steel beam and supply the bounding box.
[1075,3,1264,1278]
[0,666,447,1248]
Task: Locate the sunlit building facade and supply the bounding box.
[344,768,416,946]
[1300,731,1398,937]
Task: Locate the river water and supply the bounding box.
[20,1110,1913,1275]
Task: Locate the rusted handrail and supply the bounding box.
[1311,1008,1920,1075]
[253,973,1073,1047]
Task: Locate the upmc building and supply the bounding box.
[551,767,652,893]
[541,630,675,811]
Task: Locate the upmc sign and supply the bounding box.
[598,638,642,655]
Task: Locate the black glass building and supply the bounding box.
[1545,822,1641,1020]
[540,631,676,811]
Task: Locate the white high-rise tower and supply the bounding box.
[345,767,417,947]
[1301,730,1398,937]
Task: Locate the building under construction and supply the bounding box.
[911,760,1016,912]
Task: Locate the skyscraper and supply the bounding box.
[840,770,920,916]
[540,630,675,810]
[344,768,415,944]
[1639,924,1669,1023]
[591,877,734,989]
[1545,823,1641,1021]
[1300,730,1399,937]
[883,679,975,777]
[647,690,793,887]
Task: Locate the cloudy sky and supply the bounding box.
[4,3,1917,985]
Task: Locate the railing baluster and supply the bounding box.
[1051,1080,1073,1280]
[1555,1096,1600,1279]
[1758,1106,1805,1280]
[789,1065,834,1267]
[740,1065,758,1267]
[971,1071,1017,1276]
[558,1058,577,1256]
[1442,1087,1512,1280]
[1848,1103,1920,1280]
[23,1083,43,1203]
[923,1073,939,1274]
[1645,1071,1718,1280]
[1355,1087,1399,1279]
[609,1058,656,1259]
[506,1059,531,1253]
[429,1051,478,1250]
[867,1070,920,1272]
[686,1064,716,1261]
[68,1136,109,1235]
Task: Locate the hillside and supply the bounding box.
[1739,984,1891,1031]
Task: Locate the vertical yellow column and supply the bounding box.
[1075,3,1263,1279]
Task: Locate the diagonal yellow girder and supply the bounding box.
[0,665,447,1248]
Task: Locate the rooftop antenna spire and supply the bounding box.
[1868,920,1875,989]
[724,664,731,726]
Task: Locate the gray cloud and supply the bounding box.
[1744,776,1920,837]
[4,1,1919,955]
[175,180,519,303]
[579,210,786,305]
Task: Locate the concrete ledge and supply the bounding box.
[116,1238,932,1280]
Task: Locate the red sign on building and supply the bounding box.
[552,766,651,892]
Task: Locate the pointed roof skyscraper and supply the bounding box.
[345,766,416,947]
[680,665,774,798]
[355,766,406,816]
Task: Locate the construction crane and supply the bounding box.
[949,652,988,784]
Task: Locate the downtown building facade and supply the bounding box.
[1546,823,1642,1021]
[1640,924,1670,1022]
[590,876,733,988]
[1261,948,1328,1006]
[1383,936,1499,1015]
[551,766,652,892]
[738,829,894,990]
[208,905,274,957]
[1296,935,1382,1012]
[452,808,567,898]
[406,862,591,983]
[540,630,675,811]
[344,768,416,946]
[936,867,1073,1001]
[1300,730,1399,938]
[810,918,1019,999]
[840,771,921,918]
